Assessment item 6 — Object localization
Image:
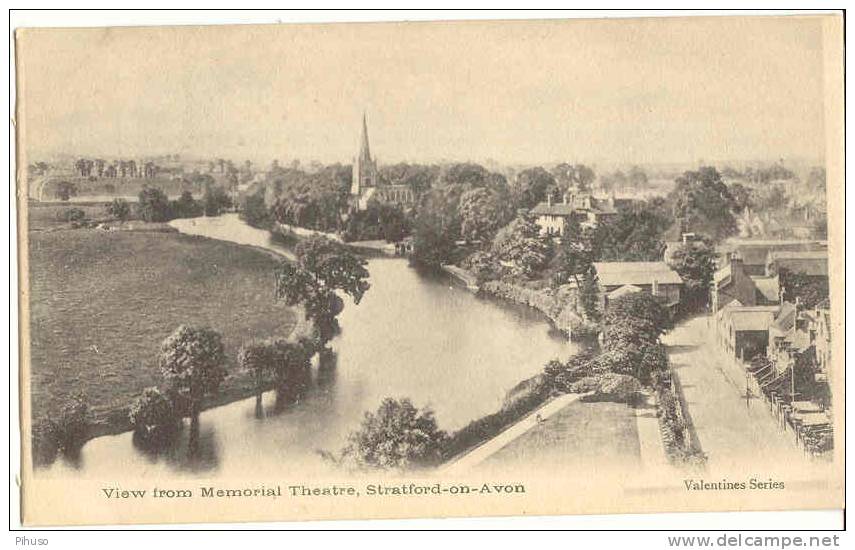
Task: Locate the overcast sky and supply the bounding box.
[17,15,832,166]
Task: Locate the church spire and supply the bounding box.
[359,112,371,161]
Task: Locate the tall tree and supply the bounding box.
[579,266,601,321]
[137,187,172,222]
[551,216,594,287]
[779,268,830,309]
[105,198,131,221]
[627,166,649,189]
[591,198,672,261]
[238,341,274,417]
[159,326,227,454]
[203,185,233,216]
[459,187,514,243]
[551,163,596,194]
[603,293,673,351]
[513,167,556,210]
[491,214,552,279]
[294,235,370,304]
[669,167,739,242]
[667,238,717,311]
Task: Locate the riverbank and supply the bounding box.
[439,263,593,338]
[28,224,306,463]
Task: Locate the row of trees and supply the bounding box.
[135,186,233,222]
[74,158,159,179]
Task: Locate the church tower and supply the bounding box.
[351,112,378,196]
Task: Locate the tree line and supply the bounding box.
[74,158,160,179]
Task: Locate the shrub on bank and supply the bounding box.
[32,393,91,465]
[104,198,131,221]
[270,226,298,248]
[442,373,552,461]
[128,387,182,448]
[58,208,86,223]
[339,398,448,471]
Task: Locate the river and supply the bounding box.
[42,214,576,478]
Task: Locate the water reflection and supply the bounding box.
[40,215,576,478]
[130,423,220,474]
[316,350,339,390]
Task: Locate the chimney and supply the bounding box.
[547,194,552,207]
[730,252,744,277]
[652,279,660,296]
[563,192,568,205]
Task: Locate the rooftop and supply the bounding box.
[530,203,578,216]
[607,284,643,300]
[750,275,780,303]
[719,240,828,266]
[725,307,779,332]
[531,195,619,217]
[593,261,683,286]
[767,250,829,261]
[771,301,797,333]
[767,251,829,276]
[714,264,732,284]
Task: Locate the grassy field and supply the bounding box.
[480,399,641,470]
[28,227,297,438]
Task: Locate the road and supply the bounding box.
[663,316,812,471]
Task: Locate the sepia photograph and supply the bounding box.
[11,10,845,529]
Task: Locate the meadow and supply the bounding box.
[27,226,297,438]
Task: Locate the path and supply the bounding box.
[440,393,586,474]
[663,316,812,471]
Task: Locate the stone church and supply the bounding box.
[350,113,415,211]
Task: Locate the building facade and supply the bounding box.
[531,193,620,236]
[350,113,415,211]
[593,261,684,311]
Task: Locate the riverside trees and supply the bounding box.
[239,337,316,416]
[159,325,227,455]
[275,235,370,347]
[338,398,448,471]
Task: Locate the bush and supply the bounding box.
[53,394,90,451]
[240,193,271,228]
[803,430,833,454]
[568,376,600,394]
[128,387,182,448]
[33,394,91,465]
[592,373,642,403]
[137,188,172,222]
[105,198,131,221]
[31,420,60,467]
[270,226,298,248]
[339,398,448,470]
[54,181,77,201]
[171,191,202,219]
[203,185,233,216]
[548,350,597,392]
[443,373,552,460]
[58,208,86,223]
[461,251,500,285]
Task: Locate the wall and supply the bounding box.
[481,280,586,337]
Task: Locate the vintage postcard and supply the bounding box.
[15,14,844,526]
